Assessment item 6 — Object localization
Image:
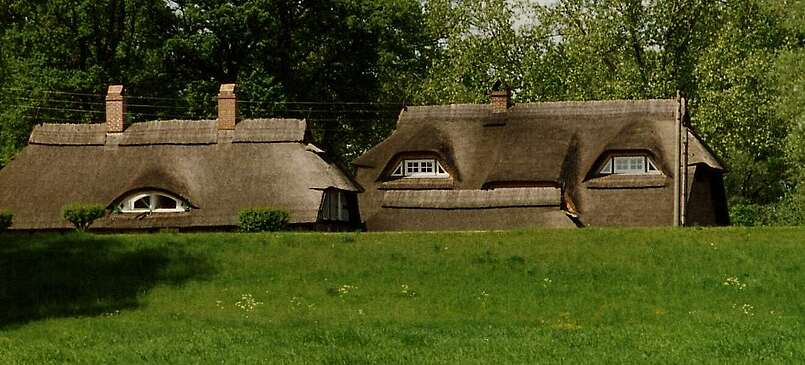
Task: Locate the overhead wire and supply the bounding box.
[12,96,106,107]
[1,87,103,98]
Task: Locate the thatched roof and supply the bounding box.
[28,123,108,145]
[382,187,560,209]
[355,99,724,191]
[354,98,729,229]
[1,118,357,230]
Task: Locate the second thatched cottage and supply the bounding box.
[0,84,360,231]
[353,86,729,230]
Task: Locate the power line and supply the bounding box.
[126,103,196,110]
[22,115,97,123]
[12,96,106,107]
[3,87,406,107]
[127,95,207,102]
[1,87,103,98]
[10,104,104,114]
[238,99,405,106]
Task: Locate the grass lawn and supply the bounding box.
[1,228,804,364]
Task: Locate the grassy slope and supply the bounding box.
[0,228,804,364]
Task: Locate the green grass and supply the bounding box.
[1,228,804,364]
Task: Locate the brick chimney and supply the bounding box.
[217,83,239,130]
[490,81,511,113]
[105,85,126,134]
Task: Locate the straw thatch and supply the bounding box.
[354,99,728,230]
[382,187,560,209]
[0,118,358,230]
[29,123,107,145]
[118,120,218,145]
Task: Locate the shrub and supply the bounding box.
[0,210,12,231]
[238,208,289,232]
[62,204,106,231]
[730,203,766,226]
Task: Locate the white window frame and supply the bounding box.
[599,155,661,175]
[118,191,188,213]
[321,190,350,222]
[390,159,449,179]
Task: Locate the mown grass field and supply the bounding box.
[1,228,804,364]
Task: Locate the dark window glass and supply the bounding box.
[134,196,150,210]
[157,195,177,210]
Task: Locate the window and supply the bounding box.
[321,190,350,222]
[117,191,188,213]
[390,159,449,178]
[599,155,660,175]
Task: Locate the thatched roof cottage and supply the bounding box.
[353,86,728,230]
[0,84,360,231]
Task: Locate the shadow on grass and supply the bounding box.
[0,233,214,328]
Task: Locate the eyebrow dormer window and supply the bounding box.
[599,156,660,175]
[390,159,449,178]
[118,191,188,213]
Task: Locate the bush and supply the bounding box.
[729,203,767,226]
[62,204,106,231]
[0,210,12,231]
[730,192,805,227]
[239,208,289,232]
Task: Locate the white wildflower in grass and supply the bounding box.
[357,309,365,315]
[732,303,755,316]
[337,284,357,298]
[103,310,121,317]
[290,296,301,307]
[235,293,263,313]
[215,300,224,310]
[400,284,417,298]
[723,276,747,290]
[477,290,490,300]
[289,296,316,312]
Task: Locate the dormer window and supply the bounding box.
[117,191,188,213]
[599,155,660,175]
[390,159,449,178]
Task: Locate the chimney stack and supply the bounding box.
[217,83,239,130]
[490,81,511,113]
[105,85,126,134]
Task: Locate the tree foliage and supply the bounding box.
[0,0,803,224]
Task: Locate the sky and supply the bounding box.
[512,0,558,28]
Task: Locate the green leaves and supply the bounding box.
[62,203,106,232]
[238,208,290,232]
[0,210,12,231]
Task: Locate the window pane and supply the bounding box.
[157,195,177,210]
[134,196,150,210]
[629,157,644,170]
[422,160,433,173]
[600,159,613,174]
[615,158,629,171]
[339,192,350,221]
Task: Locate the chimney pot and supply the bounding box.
[217,83,239,130]
[490,83,511,113]
[105,85,126,133]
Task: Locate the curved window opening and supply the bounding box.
[117,191,188,213]
[389,159,450,179]
[599,155,661,175]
